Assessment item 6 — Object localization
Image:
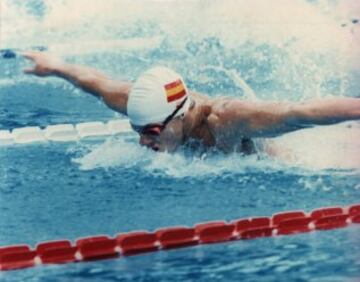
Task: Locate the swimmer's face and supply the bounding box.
[138,117,184,152]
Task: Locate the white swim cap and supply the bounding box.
[127,66,191,126]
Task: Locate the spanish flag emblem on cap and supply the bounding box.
[164,79,187,103]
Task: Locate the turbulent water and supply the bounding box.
[1,1,360,282]
[2,0,360,173]
[2,0,360,97]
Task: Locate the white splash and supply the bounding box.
[72,123,359,178]
[2,0,357,98]
[1,0,351,52]
[72,136,284,178]
[3,0,359,177]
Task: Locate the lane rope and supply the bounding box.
[0,120,133,146]
[0,203,359,271]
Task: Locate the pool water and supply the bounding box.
[1,0,360,281]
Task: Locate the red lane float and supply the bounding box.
[76,236,117,261]
[311,207,344,220]
[272,211,306,225]
[36,240,76,264]
[276,217,312,235]
[0,249,37,271]
[1,203,359,271]
[156,227,197,249]
[195,221,235,243]
[116,232,158,255]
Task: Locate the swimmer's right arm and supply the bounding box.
[21,51,131,115]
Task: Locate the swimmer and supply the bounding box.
[22,51,360,153]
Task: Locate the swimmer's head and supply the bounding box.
[127,66,191,152]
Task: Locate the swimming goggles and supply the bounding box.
[131,97,188,136]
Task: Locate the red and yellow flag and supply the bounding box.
[164,79,186,103]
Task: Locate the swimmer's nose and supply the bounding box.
[139,135,151,146]
[139,135,159,151]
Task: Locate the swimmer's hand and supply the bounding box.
[21,51,64,77]
[21,51,130,115]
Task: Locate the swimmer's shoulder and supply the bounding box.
[189,93,250,132]
[189,91,208,101]
[206,96,246,126]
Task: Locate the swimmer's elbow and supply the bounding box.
[276,104,316,133]
[286,103,327,125]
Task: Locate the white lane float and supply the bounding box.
[0,120,132,146]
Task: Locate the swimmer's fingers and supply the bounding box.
[20,51,38,61]
[20,51,38,74]
[20,51,53,76]
[23,67,36,74]
[19,51,35,74]
[21,51,64,76]
[23,65,52,76]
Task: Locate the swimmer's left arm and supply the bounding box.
[226,97,360,138]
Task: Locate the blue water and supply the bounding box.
[1,0,360,281]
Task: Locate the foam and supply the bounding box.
[2,0,350,52]
[72,122,360,177]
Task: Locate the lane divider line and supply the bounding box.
[0,203,359,271]
[0,120,133,146]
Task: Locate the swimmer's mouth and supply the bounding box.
[144,144,159,152]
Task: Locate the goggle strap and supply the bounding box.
[162,97,188,127]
